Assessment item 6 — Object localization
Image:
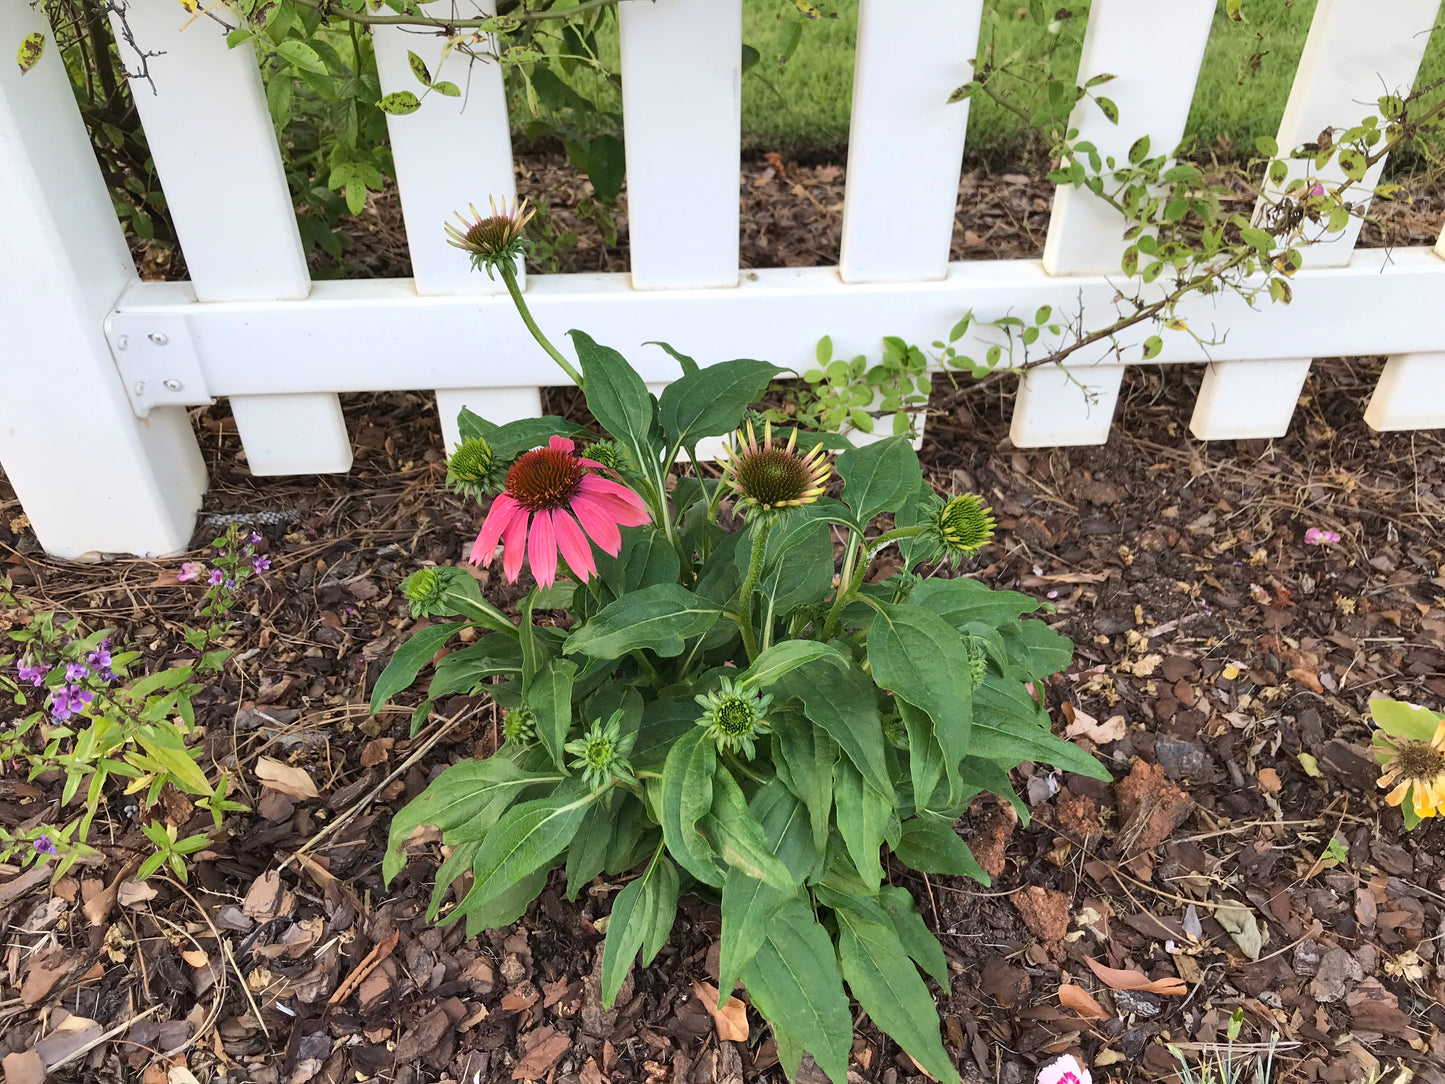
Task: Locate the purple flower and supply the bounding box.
[1305,527,1341,545]
[87,640,111,669]
[225,578,236,590]
[1309,183,1325,198]
[177,562,204,583]
[65,662,89,682]
[252,556,270,573]
[250,531,263,544]
[208,569,224,586]
[16,660,46,687]
[48,685,92,722]
[34,836,58,857]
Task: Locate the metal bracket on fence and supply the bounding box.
[105,312,214,418]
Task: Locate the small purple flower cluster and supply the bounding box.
[15,637,119,723]
[34,835,59,857]
[176,530,268,589]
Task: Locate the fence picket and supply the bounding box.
[619,0,742,289]
[1192,0,1442,441]
[839,0,982,284]
[0,2,205,558]
[373,7,544,456]
[1012,0,1214,448]
[108,1,351,477]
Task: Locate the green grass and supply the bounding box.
[521,0,1445,161]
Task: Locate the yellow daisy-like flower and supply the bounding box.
[444,197,535,276]
[719,420,830,514]
[1376,718,1445,819]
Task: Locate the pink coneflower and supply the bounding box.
[469,436,650,587]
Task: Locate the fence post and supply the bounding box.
[0,4,205,558]
[373,3,543,452]
[106,1,351,477]
[1191,0,1441,440]
[1011,0,1214,448]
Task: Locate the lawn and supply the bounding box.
[524,0,1445,160]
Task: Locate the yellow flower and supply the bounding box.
[444,197,535,276]
[719,420,830,514]
[1376,718,1445,819]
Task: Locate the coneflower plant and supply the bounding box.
[371,200,1110,1084]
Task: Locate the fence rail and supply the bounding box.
[2,0,1443,559]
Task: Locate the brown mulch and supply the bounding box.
[3,151,1445,1084]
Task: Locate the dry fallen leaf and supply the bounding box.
[181,949,209,968]
[1083,957,1187,995]
[117,878,158,908]
[255,757,319,800]
[1058,982,1110,1020]
[693,980,749,1042]
[1063,704,1127,744]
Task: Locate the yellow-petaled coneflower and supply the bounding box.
[719,420,830,516]
[445,197,535,277]
[1376,716,1445,820]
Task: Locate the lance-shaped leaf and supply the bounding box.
[601,851,680,1007]
[564,584,721,660]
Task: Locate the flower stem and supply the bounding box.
[498,261,585,388]
[822,530,862,641]
[723,748,768,785]
[736,518,774,663]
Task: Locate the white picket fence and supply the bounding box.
[2,0,1444,560]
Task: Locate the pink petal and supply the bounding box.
[578,474,651,526]
[528,509,559,587]
[569,491,624,556]
[548,435,576,454]
[470,494,523,566]
[552,510,597,581]
[501,506,530,583]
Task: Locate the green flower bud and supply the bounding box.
[563,710,637,791]
[503,705,537,745]
[401,568,446,618]
[694,677,773,759]
[447,436,505,502]
[934,493,996,561]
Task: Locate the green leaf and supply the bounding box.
[775,662,892,799]
[867,604,973,791]
[738,640,842,691]
[370,622,463,713]
[836,909,961,1084]
[740,899,852,1084]
[277,39,329,74]
[463,867,548,936]
[527,658,577,771]
[433,80,460,97]
[384,757,561,884]
[703,770,795,891]
[718,781,816,996]
[451,786,594,924]
[1142,335,1163,361]
[1001,619,1074,680]
[564,584,721,660]
[585,135,626,201]
[772,713,837,851]
[601,851,679,1007]
[836,436,923,523]
[659,729,721,885]
[17,31,45,74]
[907,577,1042,629]
[660,359,785,454]
[645,340,700,376]
[595,527,680,598]
[899,699,945,814]
[564,803,610,899]
[1368,698,1442,742]
[569,331,659,469]
[1255,135,1279,158]
[634,695,702,770]
[970,675,1109,779]
[878,886,949,987]
[832,759,889,892]
[893,811,989,885]
[132,727,211,796]
[407,50,432,86]
[1096,96,1118,124]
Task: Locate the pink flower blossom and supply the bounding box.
[469,435,650,588]
[1304,527,1341,545]
[1037,1055,1092,1084]
[177,561,204,582]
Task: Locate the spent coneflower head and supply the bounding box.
[1375,716,1445,820]
[445,197,535,276]
[719,420,830,515]
[469,435,650,588]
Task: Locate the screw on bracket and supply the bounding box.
[148,332,169,346]
[163,379,183,392]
